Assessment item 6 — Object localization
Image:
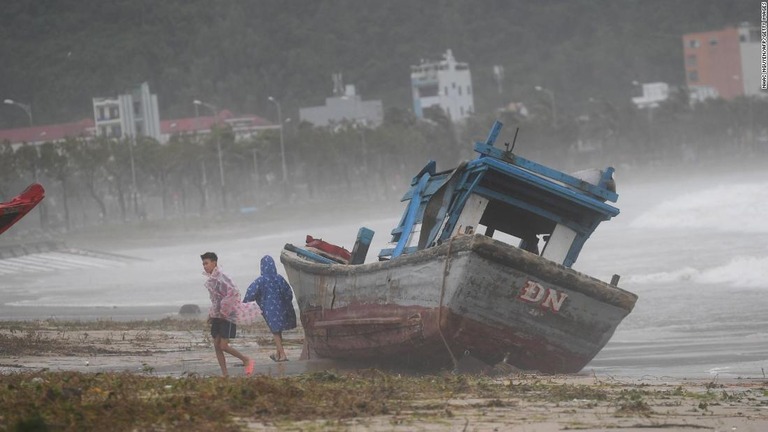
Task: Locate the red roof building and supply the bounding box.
[0,118,95,148]
[1,110,275,147]
[161,110,276,142]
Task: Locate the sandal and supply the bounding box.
[244,360,255,376]
[270,354,289,362]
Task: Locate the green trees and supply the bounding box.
[0,1,764,235]
[69,138,111,222]
[0,0,757,129]
[2,92,767,237]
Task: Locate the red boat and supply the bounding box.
[0,183,45,236]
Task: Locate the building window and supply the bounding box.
[419,84,439,97]
[460,106,464,116]
[709,38,717,46]
[688,39,699,48]
[458,86,462,95]
[467,85,472,95]
[98,107,105,121]
[110,107,119,119]
[452,82,456,89]
[688,70,699,82]
[686,55,697,67]
[444,86,448,95]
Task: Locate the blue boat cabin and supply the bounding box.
[378,121,619,268]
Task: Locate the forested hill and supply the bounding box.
[0,0,756,128]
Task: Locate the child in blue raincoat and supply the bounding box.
[244,255,297,362]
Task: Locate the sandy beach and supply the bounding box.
[1,318,767,431]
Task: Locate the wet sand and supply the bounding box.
[1,318,767,431]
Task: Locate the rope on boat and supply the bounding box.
[437,236,459,371]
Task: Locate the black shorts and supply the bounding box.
[210,318,237,339]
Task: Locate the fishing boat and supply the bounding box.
[280,121,637,373]
[0,183,45,236]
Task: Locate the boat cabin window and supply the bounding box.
[451,193,577,265]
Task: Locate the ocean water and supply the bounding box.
[3,167,767,379]
[2,218,401,310]
[582,170,768,379]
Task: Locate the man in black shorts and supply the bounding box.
[202,252,255,377]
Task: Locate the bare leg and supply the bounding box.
[213,336,228,376]
[273,332,287,360]
[219,338,251,367]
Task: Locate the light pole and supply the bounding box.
[193,103,209,212]
[534,86,556,128]
[251,147,259,188]
[127,136,139,216]
[4,99,33,126]
[194,99,226,209]
[268,96,288,183]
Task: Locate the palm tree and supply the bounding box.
[14,143,47,229]
[0,142,17,201]
[40,140,76,231]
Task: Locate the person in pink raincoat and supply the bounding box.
[201,252,261,377]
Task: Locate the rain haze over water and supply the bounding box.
[3,163,768,379]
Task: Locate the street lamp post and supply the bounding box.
[127,136,139,216]
[252,148,259,188]
[4,99,33,126]
[268,96,288,183]
[193,103,209,212]
[194,99,226,209]
[534,86,556,128]
[356,118,369,173]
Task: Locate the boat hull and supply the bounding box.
[280,234,637,373]
[0,183,45,236]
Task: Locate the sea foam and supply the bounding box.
[627,255,768,289]
[630,182,768,233]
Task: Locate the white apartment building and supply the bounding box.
[410,49,474,122]
[93,82,161,141]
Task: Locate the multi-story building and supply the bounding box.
[299,84,383,128]
[682,23,764,102]
[93,82,161,140]
[410,49,474,122]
